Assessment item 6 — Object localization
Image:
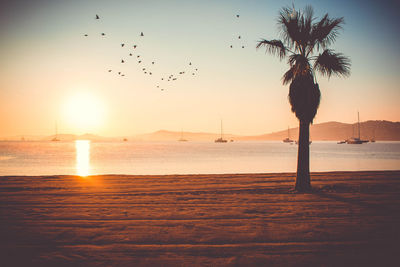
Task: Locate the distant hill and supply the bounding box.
[236,121,400,141]
[42,134,119,142]
[134,121,400,141]
[2,120,400,141]
[134,130,239,141]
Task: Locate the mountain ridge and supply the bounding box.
[3,120,400,141]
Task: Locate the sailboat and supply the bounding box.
[346,112,369,144]
[51,122,60,141]
[178,129,188,142]
[283,126,294,143]
[215,120,227,143]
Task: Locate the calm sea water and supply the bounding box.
[0,141,399,176]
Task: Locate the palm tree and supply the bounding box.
[257,5,350,191]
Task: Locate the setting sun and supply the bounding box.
[63,91,106,133]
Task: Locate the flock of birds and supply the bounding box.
[83,14,246,91]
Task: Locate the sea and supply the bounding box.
[0,141,399,176]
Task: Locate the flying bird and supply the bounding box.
[133,45,137,49]
[152,62,155,64]
[238,35,241,39]
[101,33,105,36]
[149,72,152,75]
[137,55,140,58]
[230,45,233,48]
[142,68,146,71]
[121,43,125,47]
[108,70,112,72]
[129,53,132,56]
[121,59,124,63]
[242,46,244,48]
[140,32,144,36]
[189,62,192,65]
[121,74,125,77]
[138,60,141,63]
[236,14,239,18]
[195,68,198,71]
[95,14,100,19]
[84,34,88,37]
[118,72,121,75]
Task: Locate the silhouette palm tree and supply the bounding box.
[257,5,350,191]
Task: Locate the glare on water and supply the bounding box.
[75,140,90,176]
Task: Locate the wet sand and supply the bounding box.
[1,171,399,266]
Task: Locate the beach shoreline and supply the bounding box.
[1,171,399,266]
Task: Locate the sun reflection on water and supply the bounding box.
[75,140,90,177]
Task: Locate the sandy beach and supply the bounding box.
[1,171,399,266]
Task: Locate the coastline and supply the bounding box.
[1,171,399,266]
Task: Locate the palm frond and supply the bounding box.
[311,15,344,51]
[282,66,295,85]
[256,39,286,60]
[314,49,351,78]
[278,6,301,52]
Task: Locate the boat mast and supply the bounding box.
[357,111,360,139]
[55,121,58,139]
[220,120,223,139]
[287,126,290,139]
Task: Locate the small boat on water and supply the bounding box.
[337,140,346,144]
[215,120,227,143]
[51,122,60,142]
[178,129,188,142]
[346,112,369,144]
[283,126,294,143]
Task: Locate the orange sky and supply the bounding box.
[1,0,399,137]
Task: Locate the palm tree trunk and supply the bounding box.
[295,120,311,191]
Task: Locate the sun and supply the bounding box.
[63,91,106,133]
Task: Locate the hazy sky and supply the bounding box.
[1,0,399,137]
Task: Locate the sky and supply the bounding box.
[0,0,399,137]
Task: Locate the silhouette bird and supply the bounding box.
[118,72,121,75]
[108,70,112,72]
[238,35,241,39]
[84,34,88,37]
[101,33,105,36]
[133,45,137,49]
[96,14,100,19]
[144,71,147,74]
[142,68,146,71]
[157,85,159,88]
[138,60,141,63]
[137,55,140,58]
[129,53,132,56]
[189,62,192,65]
[152,62,155,64]
[140,32,144,36]
[192,73,195,75]
[161,78,164,80]
[121,43,125,47]
[195,68,198,71]
[230,45,233,48]
[236,14,239,18]
[121,74,125,76]
[161,89,164,91]
[121,59,124,63]
[149,72,152,75]
[242,46,244,48]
